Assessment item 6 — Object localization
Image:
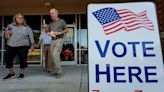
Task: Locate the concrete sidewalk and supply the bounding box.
[0,65,88,92]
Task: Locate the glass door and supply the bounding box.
[26,15,41,64]
[60,24,77,65]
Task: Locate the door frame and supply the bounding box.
[61,24,77,65]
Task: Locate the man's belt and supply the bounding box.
[44,44,51,46]
[52,36,63,40]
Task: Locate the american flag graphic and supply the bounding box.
[92,7,154,35]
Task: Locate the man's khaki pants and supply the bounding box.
[51,38,63,74]
[43,45,52,71]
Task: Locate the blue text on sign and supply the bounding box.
[95,40,155,58]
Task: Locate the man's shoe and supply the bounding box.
[18,74,24,79]
[55,73,63,79]
[49,71,57,76]
[3,73,16,80]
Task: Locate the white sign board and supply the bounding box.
[88,2,164,92]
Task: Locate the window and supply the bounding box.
[43,14,75,25]
[80,14,87,29]
[26,15,41,30]
[59,14,75,24]
[25,15,41,64]
[0,16,2,64]
[26,15,41,43]
[43,15,51,24]
[0,16,2,30]
[4,16,13,27]
[77,14,88,64]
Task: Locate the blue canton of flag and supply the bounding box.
[93,8,121,25]
[92,7,154,35]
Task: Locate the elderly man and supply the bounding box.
[37,24,52,72]
[49,8,68,79]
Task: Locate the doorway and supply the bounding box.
[28,24,77,66]
[60,24,77,65]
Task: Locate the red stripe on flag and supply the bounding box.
[103,19,125,35]
[103,19,121,28]
[126,26,154,31]
[117,9,154,32]
[105,26,125,35]
[104,22,124,32]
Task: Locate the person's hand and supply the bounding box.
[52,31,59,35]
[28,45,34,55]
[34,43,39,48]
[47,32,51,36]
[30,45,35,51]
[4,30,12,37]
[50,31,56,37]
[28,49,32,55]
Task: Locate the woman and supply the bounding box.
[3,13,35,80]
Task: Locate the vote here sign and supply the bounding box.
[88,2,164,92]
